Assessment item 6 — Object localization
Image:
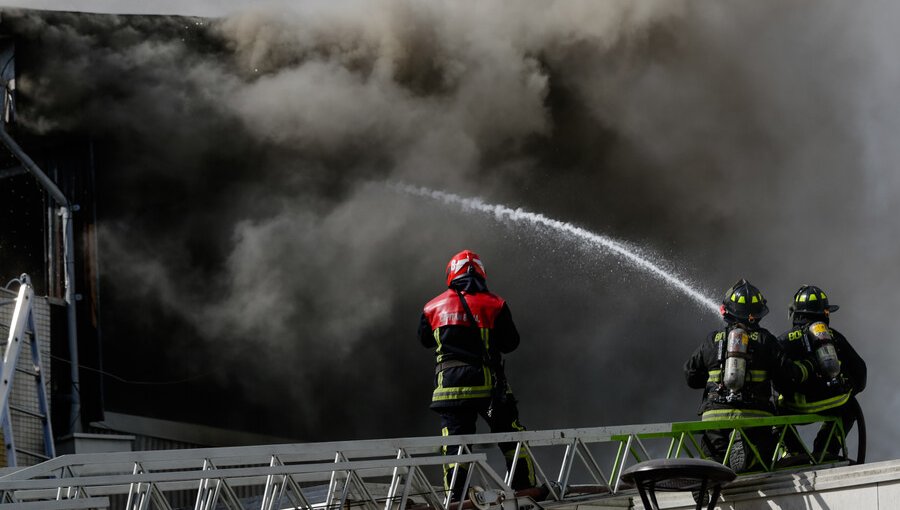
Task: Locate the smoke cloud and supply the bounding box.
[1,1,897,459]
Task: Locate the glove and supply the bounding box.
[794,358,817,383]
[825,374,850,393]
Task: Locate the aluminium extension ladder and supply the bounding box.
[0,273,55,467]
[0,413,849,509]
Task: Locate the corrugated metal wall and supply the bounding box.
[0,285,53,467]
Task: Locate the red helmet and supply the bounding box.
[446,250,486,286]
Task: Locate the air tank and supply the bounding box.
[808,321,841,380]
[723,328,749,392]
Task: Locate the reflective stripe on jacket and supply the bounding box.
[701,408,774,421]
[777,390,852,414]
[432,365,493,402]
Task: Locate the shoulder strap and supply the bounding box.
[717,327,728,368]
[455,289,495,367]
[454,289,478,328]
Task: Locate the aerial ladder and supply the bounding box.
[0,273,56,468]
[0,412,856,510]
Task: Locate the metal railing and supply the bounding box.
[0,414,849,510]
[608,413,850,491]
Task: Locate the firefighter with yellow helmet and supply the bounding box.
[684,279,812,471]
[775,285,867,460]
[418,250,535,500]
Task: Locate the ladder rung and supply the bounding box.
[8,404,47,420]
[14,367,39,377]
[13,447,50,461]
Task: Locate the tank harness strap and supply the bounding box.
[455,288,504,389]
[455,289,491,362]
[435,359,473,374]
[717,328,727,369]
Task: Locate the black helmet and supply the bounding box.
[790,285,839,317]
[721,278,769,323]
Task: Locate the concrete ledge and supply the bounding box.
[92,412,299,447]
[56,433,135,455]
[546,460,900,509]
[641,459,900,509]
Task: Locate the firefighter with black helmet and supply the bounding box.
[684,279,812,472]
[775,285,867,460]
[418,250,535,500]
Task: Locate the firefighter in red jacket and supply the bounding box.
[418,250,535,500]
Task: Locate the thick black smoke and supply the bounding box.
[1,1,896,459]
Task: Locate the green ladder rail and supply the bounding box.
[0,414,853,509]
[608,413,850,490]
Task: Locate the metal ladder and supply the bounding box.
[0,273,56,467]
[0,414,849,510]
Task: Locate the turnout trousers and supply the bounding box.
[437,398,535,500]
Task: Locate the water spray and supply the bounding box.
[391,182,720,315]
